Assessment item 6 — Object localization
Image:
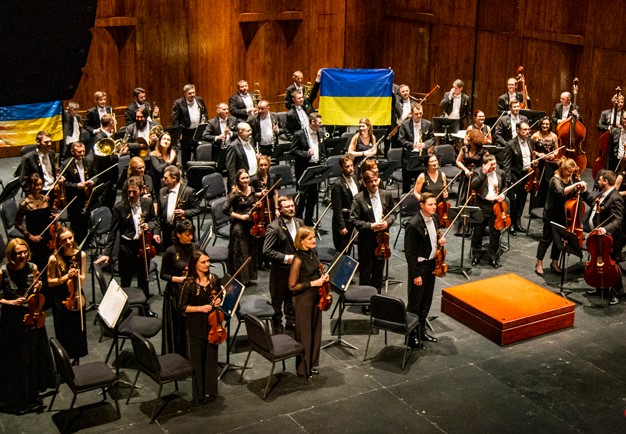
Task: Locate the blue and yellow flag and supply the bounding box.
[0,101,63,147]
[319,69,394,126]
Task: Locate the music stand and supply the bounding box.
[432,117,459,144]
[82,181,109,216]
[0,177,21,204]
[448,206,482,280]
[192,123,208,143]
[298,165,332,222]
[483,145,507,165]
[97,279,130,386]
[520,110,547,128]
[218,278,246,380]
[551,222,583,297]
[321,254,359,350]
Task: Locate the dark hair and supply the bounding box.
[27,173,42,191]
[173,219,195,244]
[420,191,435,204]
[339,154,353,168]
[133,87,146,97]
[598,169,617,186]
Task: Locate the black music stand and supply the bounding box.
[192,123,208,143]
[520,110,547,129]
[298,165,332,222]
[82,181,109,216]
[218,278,246,380]
[432,117,459,144]
[551,222,583,298]
[448,206,482,280]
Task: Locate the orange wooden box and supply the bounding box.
[441,273,575,345]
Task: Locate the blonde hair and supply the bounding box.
[294,226,316,250]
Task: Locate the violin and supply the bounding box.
[437,194,451,228]
[524,165,541,193]
[62,254,85,312]
[556,78,587,172]
[208,303,227,345]
[564,173,585,248]
[23,270,46,329]
[593,86,621,178]
[492,186,511,231]
[584,228,620,289]
[375,231,391,259]
[317,263,332,311]
[432,230,448,277]
[249,179,280,238]
[48,222,59,251]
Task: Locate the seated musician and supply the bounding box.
[347,117,378,169]
[470,154,508,269]
[125,107,156,143]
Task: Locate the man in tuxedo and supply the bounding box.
[225,122,257,187]
[291,113,326,226]
[470,154,508,268]
[439,79,471,128]
[404,192,445,347]
[502,121,534,235]
[584,170,624,305]
[20,130,58,194]
[606,113,626,172]
[285,69,321,141]
[284,70,304,110]
[158,165,201,250]
[124,87,159,126]
[85,91,114,137]
[63,141,96,244]
[125,107,156,144]
[597,93,624,132]
[497,77,528,115]
[551,91,582,127]
[398,104,435,193]
[92,114,121,209]
[249,99,281,157]
[393,84,413,125]
[172,84,208,167]
[495,100,528,149]
[96,176,160,305]
[349,170,396,293]
[62,101,89,157]
[263,196,304,332]
[331,155,358,252]
[201,102,238,169]
[228,80,256,123]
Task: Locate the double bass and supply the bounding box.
[593,86,621,178]
[516,66,530,109]
[556,78,587,172]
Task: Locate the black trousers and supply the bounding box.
[407,259,436,333]
[269,264,295,327]
[358,241,385,292]
[297,184,317,226]
[119,239,150,298]
[187,334,218,398]
[471,199,501,261]
[510,181,527,226]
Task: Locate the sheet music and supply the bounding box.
[98,279,128,328]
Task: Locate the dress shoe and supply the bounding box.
[586,288,602,296]
[361,305,370,315]
[310,369,320,375]
[146,310,159,318]
[609,296,620,306]
[509,228,517,237]
[514,225,527,234]
[550,264,562,274]
[407,337,426,349]
[489,259,500,269]
[471,257,480,266]
[534,267,545,277]
[421,333,438,343]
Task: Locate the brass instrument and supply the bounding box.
[130,137,150,158]
[108,107,118,134]
[303,81,313,99]
[151,101,161,124]
[93,137,116,157]
[149,125,164,150]
[252,82,263,107]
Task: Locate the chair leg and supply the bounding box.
[150,384,163,423]
[62,394,78,433]
[126,369,141,404]
[239,349,253,382]
[48,385,60,411]
[262,363,276,400]
[282,360,286,371]
[393,223,402,248]
[174,380,179,391]
[153,269,162,295]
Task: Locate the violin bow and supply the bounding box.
[498,146,565,197]
[90,163,118,180]
[44,158,73,198]
[213,257,253,306]
[312,202,332,230]
[248,179,281,215]
[325,229,359,275]
[435,169,464,201]
[21,244,64,299]
[441,193,476,239]
[381,191,412,222]
[38,196,76,237]
[485,109,508,137]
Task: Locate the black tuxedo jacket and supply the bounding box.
[284,83,300,110]
[62,111,85,141]
[85,106,114,135]
[19,149,58,192]
[607,127,624,175]
[502,137,536,184]
[250,112,282,147]
[471,168,507,200]
[63,158,96,206]
[124,101,154,126]
[125,121,157,141]
[263,216,305,268]
[158,183,201,224]
[597,108,624,132]
[349,189,396,248]
[393,96,412,125]
[104,196,160,257]
[225,139,254,186]
[331,176,356,233]
[497,92,526,114]
[171,97,207,130]
[404,211,440,277]
[398,118,435,164]
[584,188,624,256]
[494,114,529,148]
[551,103,582,126]
[201,116,239,148]
[439,92,471,128]
[284,81,320,140]
[228,93,254,122]
[290,128,327,180]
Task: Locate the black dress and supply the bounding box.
[50,252,88,360]
[15,196,53,276]
[160,242,198,356]
[353,136,375,169]
[0,263,55,412]
[288,249,323,376]
[421,170,445,201]
[536,176,575,261]
[223,189,258,285]
[532,137,558,208]
[457,146,487,205]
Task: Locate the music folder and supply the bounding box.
[328,254,359,292]
[219,278,245,318]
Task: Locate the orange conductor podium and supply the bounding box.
[441,273,575,345]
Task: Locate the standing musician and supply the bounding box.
[159,165,201,250]
[263,196,303,333]
[497,77,526,115]
[414,154,448,203]
[464,110,492,145]
[250,99,282,157]
[150,131,177,191]
[251,155,279,269]
[291,112,327,226]
[172,84,208,167]
[347,117,378,169]
[84,91,113,138]
[229,80,256,123]
[47,227,87,366]
[584,170,624,305]
[404,192,446,348]
[331,155,358,252]
[551,91,582,127]
[202,102,238,170]
[439,79,471,129]
[606,113,626,174]
[0,239,55,415]
[399,104,435,193]
[455,129,488,236]
[393,84,414,126]
[530,116,559,207]
[63,141,96,244]
[179,250,221,403]
[96,176,161,306]
[62,101,89,157]
[284,70,305,110]
[495,100,528,149]
[503,121,534,236]
[288,226,329,378]
[285,69,321,141]
[19,130,58,194]
[534,158,587,277]
[124,87,159,126]
[160,219,198,356]
[470,154,508,268]
[225,122,258,188]
[93,113,121,209]
[598,93,624,132]
[126,156,157,207]
[349,170,397,293]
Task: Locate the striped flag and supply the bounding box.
[0,101,63,146]
[319,69,394,126]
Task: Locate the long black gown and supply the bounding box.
[223,189,258,285]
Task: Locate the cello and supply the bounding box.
[556,78,587,172]
[584,203,620,289]
[593,86,621,178]
[564,172,585,248]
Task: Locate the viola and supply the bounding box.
[584,230,620,289]
[556,78,587,172]
[437,195,451,228]
[593,86,621,179]
[375,231,391,259]
[62,254,85,312]
[524,166,541,193]
[433,229,448,277]
[493,200,511,231]
[565,188,585,248]
[208,307,227,345]
[317,263,332,311]
[23,271,46,329]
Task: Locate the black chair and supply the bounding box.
[0,177,22,204]
[199,227,228,275]
[210,196,231,244]
[229,295,276,352]
[127,333,196,423]
[269,164,297,198]
[0,198,25,240]
[525,207,544,235]
[195,143,213,162]
[20,144,38,156]
[321,155,342,202]
[330,284,377,335]
[435,144,462,180]
[364,294,420,370]
[240,314,307,399]
[199,173,226,229]
[0,233,6,263]
[393,193,420,249]
[94,263,147,315]
[49,337,119,432]
[186,164,216,190]
[89,206,112,253]
[386,148,403,196]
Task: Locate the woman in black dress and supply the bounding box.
[0,239,55,414]
[288,226,329,377]
[348,118,378,168]
[530,116,559,207]
[456,128,489,205]
[464,109,493,145]
[413,154,448,203]
[160,219,198,356]
[47,227,88,366]
[179,250,222,403]
[150,132,176,191]
[223,169,258,285]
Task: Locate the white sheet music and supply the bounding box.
[98,279,128,328]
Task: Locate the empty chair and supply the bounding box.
[199,173,226,229]
[127,333,196,423]
[186,164,216,191]
[364,294,420,370]
[240,314,306,399]
[269,164,297,198]
[0,177,22,204]
[94,263,147,315]
[330,285,377,334]
[195,143,213,162]
[230,295,276,352]
[0,198,25,240]
[435,144,462,180]
[89,206,112,254]
[393,193,420,248]
[210,196,231,244]
[199,227,228,275]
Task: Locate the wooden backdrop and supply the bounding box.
[65,0,626,162]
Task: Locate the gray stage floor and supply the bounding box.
[0,156,624,434]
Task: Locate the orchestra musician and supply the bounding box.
[93,113,122,209]
[551,91,582,127]
[285,69,321,141]
[202,102,238,170]
[584,170,624,305]
[225,122,258,188]
[228,80,256,123]
[223,169,259,286]
[126,156,157,209]
[95,176,161,307]
[150,131,177,191]
[534,158,586,277]
[172,84,208,167]
[47,227,88,366]
[404,192,446,348]
[250,154,279,219]
[495,100,528,149]
[160,219,198,356]
[349,170,396,293]
[393,84,413,126]
[606,112,626,174]
[530,116,559,206]
[263,196,303,333]
[179,250,221,403]
[284,70,305,110]
[291,112,327,226]
[158,165,201,250]
[497,77,526,115]
[0,239,55,415]
[455,128,488,213]
[62,101,89,157]
[439,79,471,129]
[597,93,624,132]
[413,154,448,203]
[84,91,113,137]
[288,226,329,377]
[124,87,159,126]
[63,141,96,244]
[19,130,58,195]
[398,103,436,194]
[503,121,534,236]
[470,154,508,268]
[464,110,492,145]
[347,118,378,169]
[124,107,155,143]
[249,99,281,157]
[331,155,358,252]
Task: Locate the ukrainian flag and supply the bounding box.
[0,101,63,147]
[319,69,394,126]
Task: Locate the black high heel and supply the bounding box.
[550,264,562,274]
